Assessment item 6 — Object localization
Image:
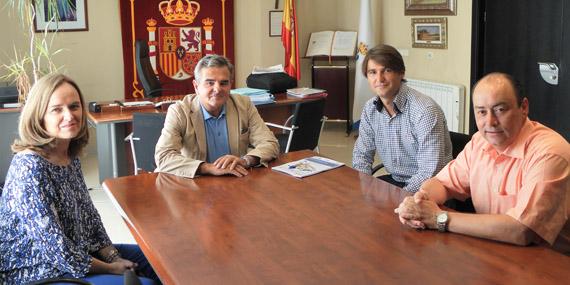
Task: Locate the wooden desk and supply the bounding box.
[88,94,317,183]
[103,151,570,285]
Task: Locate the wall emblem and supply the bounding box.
[145,0,215,81]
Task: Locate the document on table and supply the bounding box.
[272,156,344,178]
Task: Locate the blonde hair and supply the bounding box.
[12,73,89,158]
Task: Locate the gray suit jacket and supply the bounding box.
[154,94,279,178]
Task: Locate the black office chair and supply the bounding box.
[449,131,471,159]
[265,98,327,153]
[135,39,168,98]
[125,112,167,175]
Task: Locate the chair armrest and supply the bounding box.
[124,132,140,142]
[265,122,294,132]
[371,163,385,175]
[283,114,295,128]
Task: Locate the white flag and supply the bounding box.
[352,0,378,128]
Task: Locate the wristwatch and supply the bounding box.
[104,248,120,263]
[436,211,449,232]
[242,155,254,167]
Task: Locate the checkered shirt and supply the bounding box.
[352,83,452,192]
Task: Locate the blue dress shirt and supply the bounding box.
[200,104,231,163]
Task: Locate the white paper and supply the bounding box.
[122,101,154,107]
[305,31,335,57]
[286,87,326,97]
[272,156,344,178]
[252,64,285,74]
[305,31,357,57]
[331,31,357,56]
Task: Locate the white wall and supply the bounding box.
[0,0,473,129]
[379,0,473,129]
[0,1,124,104]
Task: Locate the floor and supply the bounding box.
[83,121,382,244]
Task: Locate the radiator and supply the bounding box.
[406,78,465,133]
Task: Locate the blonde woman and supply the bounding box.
[0,74,159,284]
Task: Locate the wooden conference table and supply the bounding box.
[88,93,318,183]
[103,150,570,285]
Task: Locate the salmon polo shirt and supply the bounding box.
[436,119,570,244]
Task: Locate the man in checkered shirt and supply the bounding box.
[352,44,452,192]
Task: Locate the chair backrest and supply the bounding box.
[132,112,167,173]
[287,98,327,152]
[135,39,162,98]
[449,131,471,158]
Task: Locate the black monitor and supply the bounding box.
[0,86,18,104]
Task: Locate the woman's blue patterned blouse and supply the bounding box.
[0,153,112,284]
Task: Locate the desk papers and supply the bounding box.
[252,64,285,74]
[286,87,326,98]
[231,88,275,105]
[272,156,344,178]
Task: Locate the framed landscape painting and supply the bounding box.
[411,17,447,49]
[404,0,456,15]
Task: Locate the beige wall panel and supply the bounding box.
[1,0,472,130]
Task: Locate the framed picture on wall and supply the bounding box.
[404,0,457,16]
[34,0,89,32]
[269,10,283,37]
[411,17,447,49]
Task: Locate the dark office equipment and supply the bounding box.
[88,102,101,113]
[0,85,18,104]
[246,72,297,93]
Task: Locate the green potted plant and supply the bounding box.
[1,0,71,103]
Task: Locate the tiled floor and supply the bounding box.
[84,121,381,244]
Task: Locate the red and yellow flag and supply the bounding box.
[282,0,300,79]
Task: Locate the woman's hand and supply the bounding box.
[107,257,138,275]
[90,256,137,275]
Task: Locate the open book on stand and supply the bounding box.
[272,156,344,178]
[305,31,357,57]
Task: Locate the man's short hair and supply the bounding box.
[362,44,406,77]
[12,73,89,157]
[473,72,525,106]
[194,54,234,82]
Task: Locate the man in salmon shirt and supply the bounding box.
[395,72,569,252]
